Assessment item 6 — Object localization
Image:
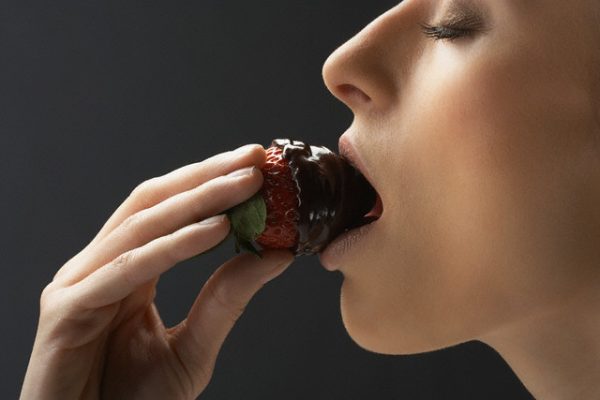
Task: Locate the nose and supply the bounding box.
[322,3,416,112]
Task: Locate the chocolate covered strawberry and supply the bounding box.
[226,138,377,257]
[254,145,301,249]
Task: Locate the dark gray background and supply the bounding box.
[2,1,534,398]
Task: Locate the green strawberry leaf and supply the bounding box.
[189,193,267,261]
[227,193,267,242]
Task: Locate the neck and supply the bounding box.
[480,288,600,400]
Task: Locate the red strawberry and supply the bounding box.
[254,145,300,249]
[225,138,377,257]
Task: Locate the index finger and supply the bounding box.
[89,144,265,246]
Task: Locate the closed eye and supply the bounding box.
[419,23,474,41]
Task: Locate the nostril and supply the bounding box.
[337,84,372,103]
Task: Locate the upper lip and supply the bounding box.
[338,134,377,193]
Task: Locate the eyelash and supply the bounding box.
[419,23,474,41]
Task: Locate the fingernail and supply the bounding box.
[226,166,255,178]
[198,214,227,226]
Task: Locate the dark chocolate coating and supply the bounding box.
[270,138,377,256]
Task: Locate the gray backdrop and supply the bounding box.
[2,1,534,398]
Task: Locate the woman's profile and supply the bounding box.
[20,1,600,399]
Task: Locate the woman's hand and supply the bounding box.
[20,144,294,400]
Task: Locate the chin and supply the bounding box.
[339,279,463,356]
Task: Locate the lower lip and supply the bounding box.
[318,221,378,271]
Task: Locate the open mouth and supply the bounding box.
[365,191,383,219]
[347,188,383,231]
[337,134,383,230]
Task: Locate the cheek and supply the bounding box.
[409,51,587,316]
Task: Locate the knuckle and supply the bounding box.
[39,285,75,328]
[111,250,138,286]
[44,297,119,348]
[38,281,122,348]
[120,211,147,243]
[207,280,246,323]
[121,211,141,231]
[40,283,78,316]
[130,177,161,210]
[113,251,133,268]
[39,282,58,312]
[112,250,136,271]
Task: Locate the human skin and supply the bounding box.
[20,144,294,399]
[320,0,600,399]
[21,1,600,399]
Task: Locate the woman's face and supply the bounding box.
[321,0,600,354]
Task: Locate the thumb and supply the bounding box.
[169,249,294,394]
